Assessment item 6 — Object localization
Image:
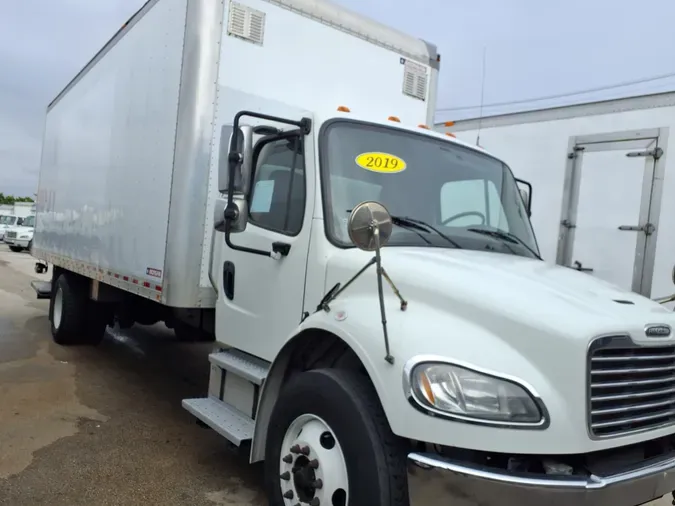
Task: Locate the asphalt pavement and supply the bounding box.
[0,245,266,505]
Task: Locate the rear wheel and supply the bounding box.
[265,369,408,506]
[9,246,23,252]
[50,273,107,346]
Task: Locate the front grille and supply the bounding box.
[589,336,675,438]
[5,231,16,239]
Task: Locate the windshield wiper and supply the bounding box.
[467,227,541,260]
[392,216,462,249]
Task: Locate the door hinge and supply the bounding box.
[567,146,585,160]
[618,223,656,235]
[561,219,576,229]
[626,147,663,160]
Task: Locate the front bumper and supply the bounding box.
[14,239,30,248]
[407,452,675,506]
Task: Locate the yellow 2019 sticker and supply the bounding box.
[355,152,407,173]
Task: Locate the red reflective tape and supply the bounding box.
[123,276,129,281]
[143,281,150,288]
[155,285,162,292]
[132,279,138,285]
[114,274,120,278]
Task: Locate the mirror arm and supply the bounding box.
[222,111,312,258]
[373,229,395,364]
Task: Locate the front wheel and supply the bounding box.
[9,246,23,252]
[265,369,408,506]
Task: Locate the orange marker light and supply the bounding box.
[418,124,430,130]
[337,106,351,112]
[445,132,456,138]
[444,121,455,127]
[388,116,401,122]
[419,372,435,404]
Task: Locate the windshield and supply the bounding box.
[21,215,35,228]
[0,215,16,225]
[320,120,539,258]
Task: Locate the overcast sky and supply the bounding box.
[1,0,674,197]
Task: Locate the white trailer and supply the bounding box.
[30,1,675,505]
[435,92,675,304]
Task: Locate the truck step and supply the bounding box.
[182,397,254,446]
[30,280,52,299]
[209,349,270,386]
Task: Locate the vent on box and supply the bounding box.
[402,59,428,101]
[227,1,265,45]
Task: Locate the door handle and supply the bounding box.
[573,260,593,273]
[223,261,235,300]
[272,242,291,257]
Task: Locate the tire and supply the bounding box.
[9,246,23,252]
[27,240,33,253]
[50,274,107,346]
[265,369,408,506]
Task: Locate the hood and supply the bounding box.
[7,226,34,235]
[325,247,675,341]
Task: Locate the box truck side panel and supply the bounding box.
[443,97,675,301]
[35,0,189,302]
[197,0,440,289]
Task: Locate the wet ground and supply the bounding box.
[0,245,671,505]
[0,245,266,505]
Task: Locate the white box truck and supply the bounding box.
[30,0,675,504]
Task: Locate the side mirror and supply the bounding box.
[218,124,253,194]
[348,201,393,251]
[515,178,532,217]
[17,218,23,225]
[214,197,248,233]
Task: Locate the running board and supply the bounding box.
[182,397,254,446]
[209,349,270,386]
[30,280,52,300]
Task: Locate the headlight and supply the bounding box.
[408,361,545,426]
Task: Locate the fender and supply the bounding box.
[249,302,392,463]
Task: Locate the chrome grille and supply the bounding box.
[589,336,675,438]
[5,231,16,239]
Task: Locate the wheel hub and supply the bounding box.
[279,414,349,506]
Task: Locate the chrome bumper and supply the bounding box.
[407,452,675,506]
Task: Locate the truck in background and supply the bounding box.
[0,202,35,242]
[435,91,675,305]
[4,214,35,252]
[30,0,675,504]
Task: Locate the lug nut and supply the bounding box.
[283,490,294,499]
[308,459,319,469]
[300,445,310,455]
[310,498,320,506]
[290,444,301,454]
[312,479,323,489]
[280,471,290,481]
[282,454,293,463]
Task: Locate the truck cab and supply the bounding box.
[0,214,20,241]
[184,106,675,505]
[4,214,35,252]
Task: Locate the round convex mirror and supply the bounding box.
[347,201,393,251]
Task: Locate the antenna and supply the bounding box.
[476,46,487,146]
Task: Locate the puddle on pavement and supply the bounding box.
[0,285,108,479]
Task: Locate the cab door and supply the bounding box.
[215,131,315,361]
